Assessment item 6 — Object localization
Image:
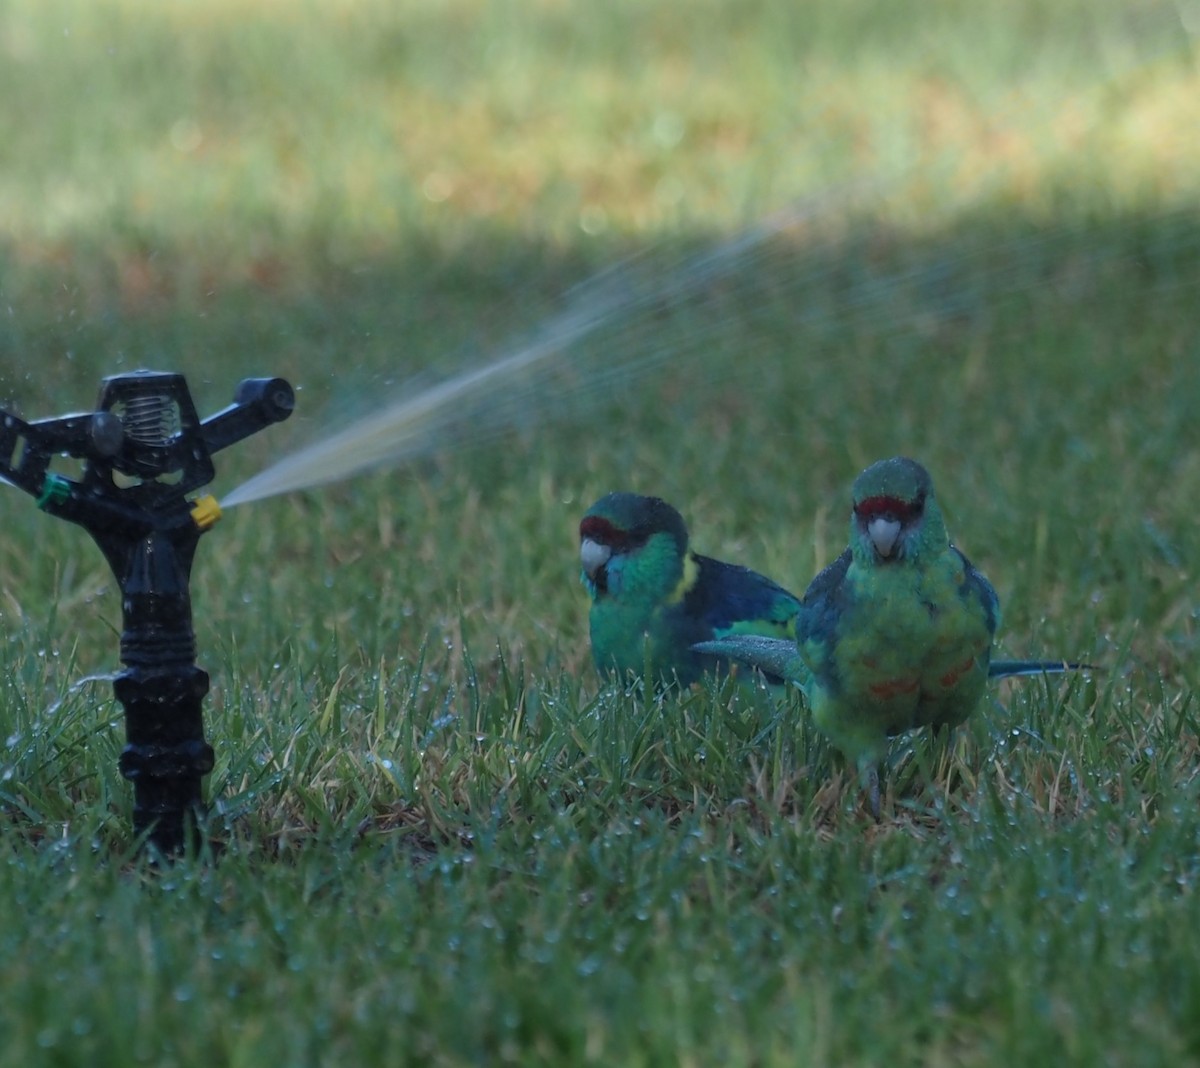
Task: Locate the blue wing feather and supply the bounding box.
[683,553,801,636]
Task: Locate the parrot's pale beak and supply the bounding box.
[867,517,903,558]
[580,537,612,578]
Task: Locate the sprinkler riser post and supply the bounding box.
[115,666,214,852]
[106,521,210,853]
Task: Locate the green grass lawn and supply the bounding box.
[1,0,1199,1063]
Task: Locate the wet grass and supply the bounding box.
[0,0,1198,1063]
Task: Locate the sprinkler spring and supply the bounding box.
[0,370,294,854]
[112,387,181,446]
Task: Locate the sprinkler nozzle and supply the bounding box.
[190,495,222,531]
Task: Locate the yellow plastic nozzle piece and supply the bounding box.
[190,494,223,531]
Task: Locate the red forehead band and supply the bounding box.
[854,494,922,522]
[580,515,624,545]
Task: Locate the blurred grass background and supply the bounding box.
[0,0,1198,1063]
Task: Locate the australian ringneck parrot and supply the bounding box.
[695,457,1088,814]
[579,492,801,687]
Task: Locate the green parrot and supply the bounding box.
[695,457,1087,814]
[579,492,801,686]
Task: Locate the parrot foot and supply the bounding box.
[867,765,881,821]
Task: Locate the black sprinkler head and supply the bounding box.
[0,369,295,854]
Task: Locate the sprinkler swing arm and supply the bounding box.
[0,371,294,854]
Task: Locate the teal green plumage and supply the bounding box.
[579,492,801,686]
[794,457,997,771]
[695,457,1088,813]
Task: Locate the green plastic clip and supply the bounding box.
[36,474,71,511]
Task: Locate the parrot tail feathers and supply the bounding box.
[989,659,1096,679]
[693,635,809,687]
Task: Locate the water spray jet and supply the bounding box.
[0,370,294,854]
[219,196,1200,510]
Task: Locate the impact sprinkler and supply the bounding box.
[0,371,294,854]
